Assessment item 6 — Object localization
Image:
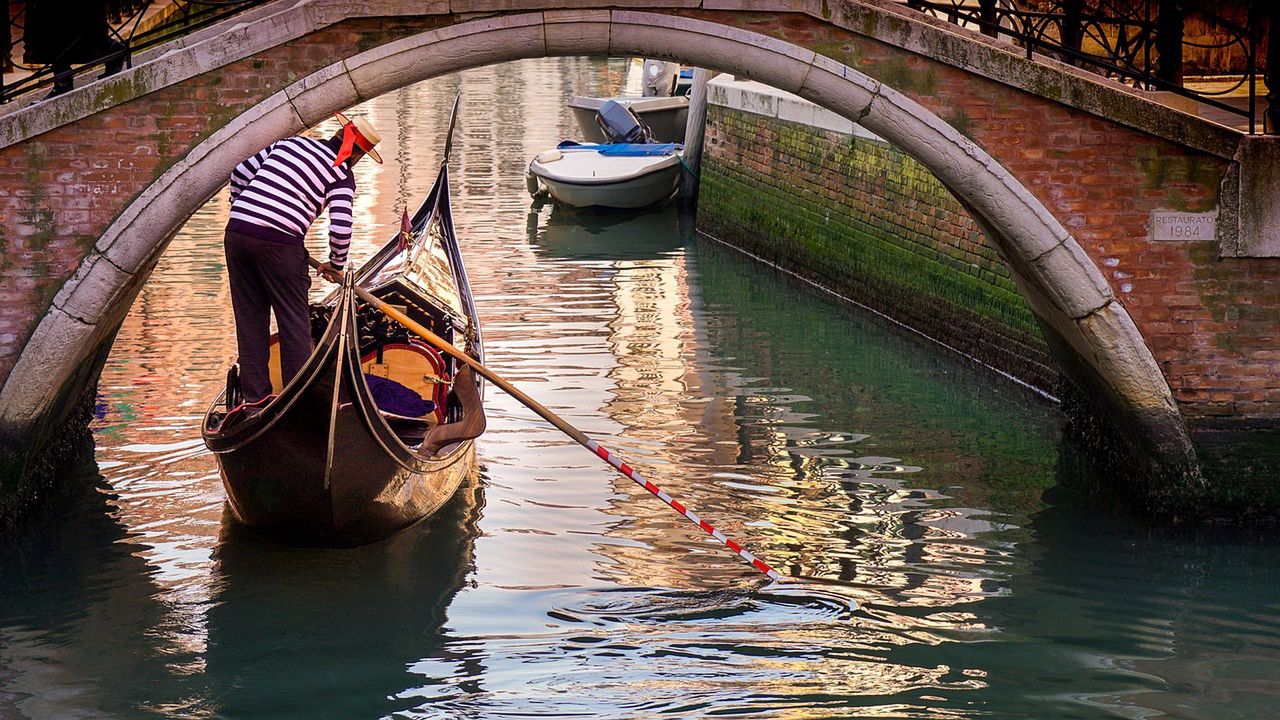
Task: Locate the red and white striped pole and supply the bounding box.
[585,438,782,581]
[342,276,785,583]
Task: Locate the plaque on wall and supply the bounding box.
[1150,211,1216,242]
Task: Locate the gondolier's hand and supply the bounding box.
[317,260,345,283]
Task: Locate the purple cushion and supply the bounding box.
[364,374,436,418]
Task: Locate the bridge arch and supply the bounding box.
[0,9,1197,487]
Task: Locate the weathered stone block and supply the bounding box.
[1233,136,1280,257]
[795,54,878,126]
[285,62,362,128]
[545,10,611,56]
[51,253,131,327]
[1030,240,1113,320]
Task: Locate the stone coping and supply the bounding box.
[708,74,884,142]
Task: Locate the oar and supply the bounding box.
[310,257,784,582]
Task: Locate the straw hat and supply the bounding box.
[334,111,383,164]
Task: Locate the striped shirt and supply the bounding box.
[227,135,356,269]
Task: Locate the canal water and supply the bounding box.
[3,58,1279,719]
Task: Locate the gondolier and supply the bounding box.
[225,112,382,403]
[205,97,490,546]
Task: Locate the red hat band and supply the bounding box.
[331,111,382,166]
[352,125,376,154]
[333,123,374,167]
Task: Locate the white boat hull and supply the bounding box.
[528,151,681,209]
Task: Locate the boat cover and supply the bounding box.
[598,143,681,156]
[556,140,681,156]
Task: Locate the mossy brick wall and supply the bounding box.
[699,105,1056,391]
[683,9,1280,438]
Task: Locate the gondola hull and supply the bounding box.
[215,440,475,548]
[205,286,477,547]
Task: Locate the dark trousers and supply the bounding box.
[224,229,313,402]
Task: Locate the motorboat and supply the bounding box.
[527,143,681,210]
[527,100,682,210]
[568,95,689,143]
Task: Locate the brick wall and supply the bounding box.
[699,104,1057,392]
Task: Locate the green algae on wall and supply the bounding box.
[699,106,1053,392]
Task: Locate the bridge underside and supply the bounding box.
[1,0,1276,523]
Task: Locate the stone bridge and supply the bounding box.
[1,0,1277,521]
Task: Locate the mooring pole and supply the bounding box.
[1266,3,1279,135]
[678,67,714,210]
[1,0,10,102]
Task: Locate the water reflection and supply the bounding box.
[204,474,484,718]
[0,456,200,718]
[975,497,1280,719]
[527,204,689,261]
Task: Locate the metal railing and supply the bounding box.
[3,0,273,104]
[3,0,1274,134]
[899,0,1275,134]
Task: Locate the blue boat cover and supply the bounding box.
[554,140,681,156]
[597,143,681,156]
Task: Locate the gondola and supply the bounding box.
[202,102,485,547]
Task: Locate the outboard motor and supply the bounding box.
[595,100,654,144]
